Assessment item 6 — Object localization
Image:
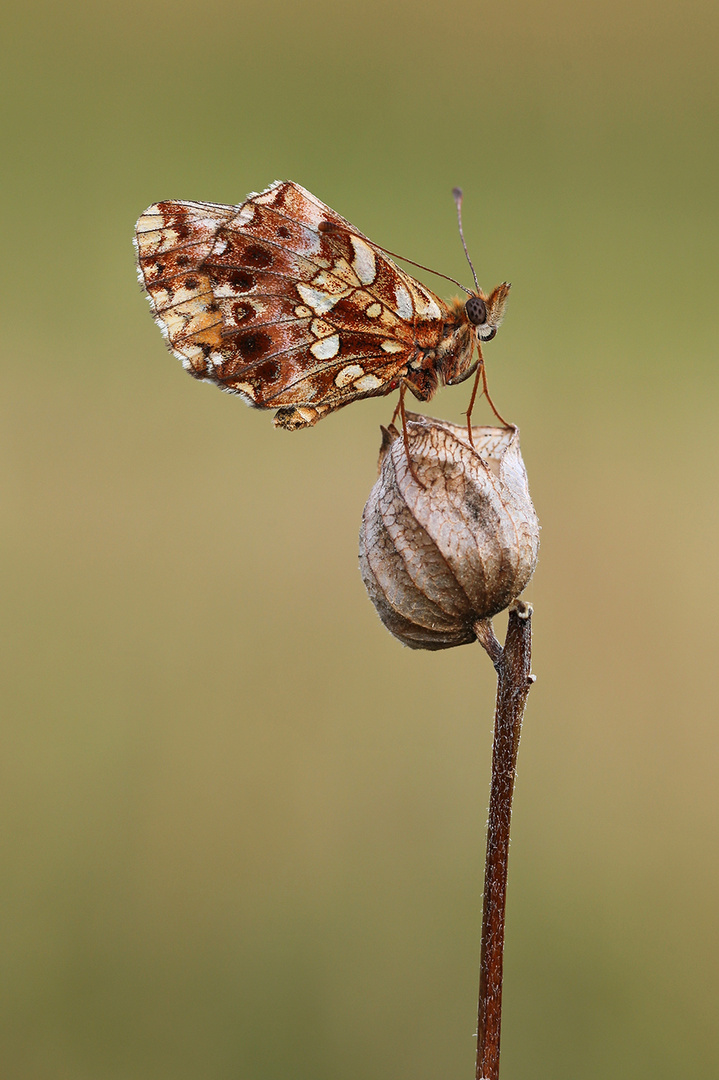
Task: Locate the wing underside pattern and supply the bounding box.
[135,181,451,426]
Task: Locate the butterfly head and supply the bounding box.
[465,283,511,342]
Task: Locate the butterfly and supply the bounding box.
[134,180,510,431]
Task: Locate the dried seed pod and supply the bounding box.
[359,413,539,650]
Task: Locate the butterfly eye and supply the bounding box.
[465,296,487,325]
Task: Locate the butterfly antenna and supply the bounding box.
[372,245,472,294]
[318,219,472,294]
[452,188,480,294]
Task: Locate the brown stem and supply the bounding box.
[474,618,503,670]
[474,602,534,1080]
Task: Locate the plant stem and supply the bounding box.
[474,602,534,1080]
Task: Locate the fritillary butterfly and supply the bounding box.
[134,180,510,430]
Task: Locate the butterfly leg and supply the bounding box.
[480,360,513,429]
[398,382,425,488]
[464,344,513,436]
[464,362,483,448]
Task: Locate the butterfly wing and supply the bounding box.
[135,181,449,427]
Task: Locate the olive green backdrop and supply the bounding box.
[2,0,718,1077]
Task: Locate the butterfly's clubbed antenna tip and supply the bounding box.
[452,188,480,294]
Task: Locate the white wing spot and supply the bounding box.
[215,283,246,298]
[395,284,413,320]
[180,344,203,363]
[175,285,208,304]
[335,364,364,387]
[151,287,171,307]
[350,236,377,285]
[311,269,348,296]
[136,209,164,233]
[214,238,228,255]
[413,292,442,319]
[366,302,382,318]
[235,204,256,225]
[297,284,341,315]
[310,317,335,338]
[311,334,341,360]
[135,228,167,256]
[381,340,403,353]
[294,305,312,318]
[354,374,383,392]
[254,188,280,205]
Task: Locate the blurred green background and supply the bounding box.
[2,0,718,1077]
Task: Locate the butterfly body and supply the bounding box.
[134,181,509,429]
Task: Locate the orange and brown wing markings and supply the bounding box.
[221,182,449,337]
[222,346,413,410]
[214,323,413,402]
[135,182,454,419]
[135,201,238,375]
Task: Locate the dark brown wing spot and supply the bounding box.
[329,297,382,325]
[236,331,272,361]
[184,277,199,290]
[230,270,254,291]
[252,359,281,383]
[232,302,253,323]
[244,245,273,269]
[276,226,290,239]
[176,254,190,267]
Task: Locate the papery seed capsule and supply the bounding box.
[359,414,539,650]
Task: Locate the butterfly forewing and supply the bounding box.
[135,181,452,426]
